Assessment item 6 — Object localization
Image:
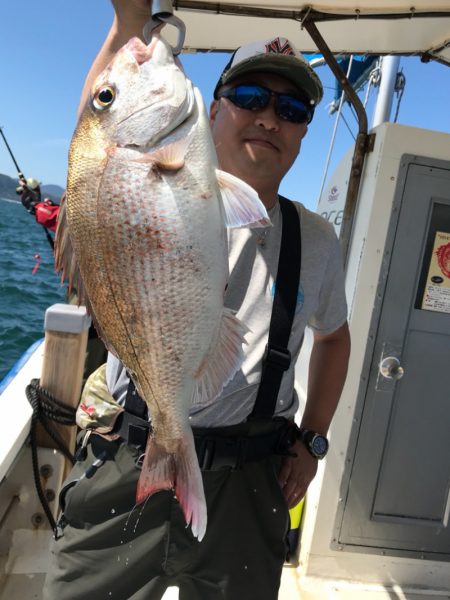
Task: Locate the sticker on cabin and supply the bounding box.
[421,231,450,313]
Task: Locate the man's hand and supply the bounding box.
[77,1,152,116]
[278,440,318,508]
[111,0,152,24]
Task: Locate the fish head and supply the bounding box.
[85,34,194,150]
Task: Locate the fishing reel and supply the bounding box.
[143,0,186,55]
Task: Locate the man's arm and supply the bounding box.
[77,0,151,116]
[279,321,350,508]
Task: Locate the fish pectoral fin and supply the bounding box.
[216,169,272,229]
[192,308,249,408]
[136,433,207,541]
[133,138,188,172]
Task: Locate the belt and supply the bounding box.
[87,412,295,471]
[193,426,291,470]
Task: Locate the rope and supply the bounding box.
[25,379,77,531]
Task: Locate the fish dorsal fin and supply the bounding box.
[192,308,249,407]
[54,195,85,301]
[216,169,271,229]
[54,194,118,358]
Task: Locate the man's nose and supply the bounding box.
[254,98,279,131]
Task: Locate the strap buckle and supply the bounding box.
[114,411,151,449]
[263,343,291,371]
[195,436,247,471]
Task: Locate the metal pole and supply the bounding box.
[303,19,372,269]
[372,56,401,127]
[317,56,354,203]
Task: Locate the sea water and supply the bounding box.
[0,197,65,382]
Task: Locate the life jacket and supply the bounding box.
[34,200,59,231]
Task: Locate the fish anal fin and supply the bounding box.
[216,169,271,229]
[192,308,249,407]
[136,433,207,541]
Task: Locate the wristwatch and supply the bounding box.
[298,429,329,459]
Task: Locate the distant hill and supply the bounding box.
[0,173,64,204]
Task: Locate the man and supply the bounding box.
[44,2,350,599]
[16,175,41,214]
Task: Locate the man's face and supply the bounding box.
[209,72,308,189]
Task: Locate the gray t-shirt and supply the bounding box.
[107,200,347,427]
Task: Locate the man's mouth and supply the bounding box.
[244,138,279,151]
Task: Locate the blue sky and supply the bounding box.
[1,1,449,211]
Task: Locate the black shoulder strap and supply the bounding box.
[125,376,148,419]
[249,196,302,419]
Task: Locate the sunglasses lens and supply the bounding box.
[220,85,313,124]
[277,96,311,124]
[232,85,270,110]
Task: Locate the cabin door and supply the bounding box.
[337,155,450,560]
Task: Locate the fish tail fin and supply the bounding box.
[136,432,207,541]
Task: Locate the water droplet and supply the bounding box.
[272,508,277,513]
[253,489,257,493]
[244,565,248,570]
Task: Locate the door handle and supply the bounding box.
[379,356,404,380]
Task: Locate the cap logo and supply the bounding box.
[265,38,295,56]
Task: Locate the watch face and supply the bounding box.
[311,435,328,457]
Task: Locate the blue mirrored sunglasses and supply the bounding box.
[217,84,314,124]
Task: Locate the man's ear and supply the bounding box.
[209,99,219,126]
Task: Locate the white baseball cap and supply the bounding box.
[213,36,323,105]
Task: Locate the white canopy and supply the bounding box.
[170,1,450,65]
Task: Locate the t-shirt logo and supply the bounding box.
[265,38,296,56]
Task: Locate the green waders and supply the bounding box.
[43,196,301,599]
[43,437,289,600]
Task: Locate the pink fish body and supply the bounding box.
[56,35,269,540]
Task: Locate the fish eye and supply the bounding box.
[93,85,116,110]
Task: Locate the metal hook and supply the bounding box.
[143,0,186,55]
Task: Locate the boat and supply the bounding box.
[1,2,450,598]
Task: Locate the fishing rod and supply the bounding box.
[0,126,54,250]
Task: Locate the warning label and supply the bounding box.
[422,231,450,313]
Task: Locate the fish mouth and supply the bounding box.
[116,36,196,149]
[126,35,166,65]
